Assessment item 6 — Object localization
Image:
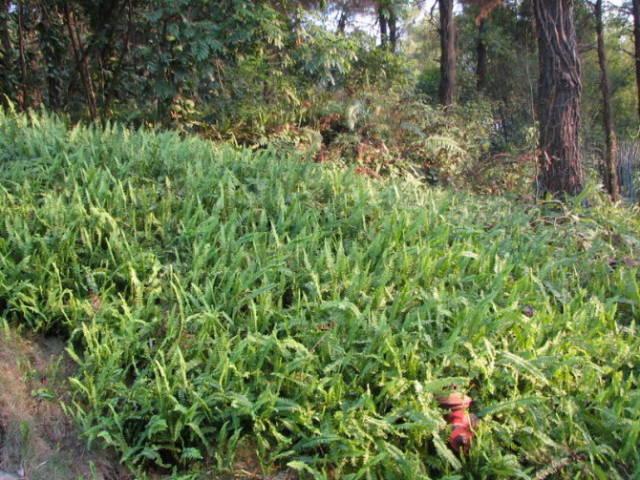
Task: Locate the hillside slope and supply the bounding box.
[1,111,639,479]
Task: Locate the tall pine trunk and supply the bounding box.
[533,0,584,196]
[438,0,456,106]
[594,0,619,201]
[0,0,14,104]
[633,0,640,121]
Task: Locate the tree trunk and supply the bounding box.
[533,0,584,196]
[0,0,9,54]
[63,3,98,119]
[337,7,348,34]
[594,0,619,201]
[378,6,388,48]
[438,0,456,106]
[0,0,14,105]
[633,0,640,121]
[389,8,398,52]
[476,19,487,92]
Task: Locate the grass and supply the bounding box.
[0,109,639,479]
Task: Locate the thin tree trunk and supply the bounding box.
[476,19,487,92]
[378,6,388,48]
[389,8,398,52]
[533,0,584,196]
[63,3,98,119]
[0,0,14,105]
[633,0,640,121]
[0,0,9,53]
[17,1,28,109]
[438,0,456,106]
[337,7,348,34]
[594,0,619,201]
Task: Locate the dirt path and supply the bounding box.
[0,328,128,480]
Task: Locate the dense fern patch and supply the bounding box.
[1,111,639,479]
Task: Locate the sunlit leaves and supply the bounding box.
[1,110,639,478]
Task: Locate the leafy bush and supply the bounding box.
[304,89,497,186]
[1,110,640,479]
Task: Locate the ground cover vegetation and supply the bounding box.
[1,0,640,479]
[1,110,640,479]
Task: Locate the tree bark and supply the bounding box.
[337,8,348,34]
[378,6,388,48]
[633,0,640,121]
[0,0,14,105]
[594,0,619,201]
[0,0,9,54]
[63,3,98,119]
[389,7,398,52]
[438,0,456,106]
[533,0,584,196]
[476,19,487,92]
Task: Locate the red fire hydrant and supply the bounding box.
[437,390,478,454]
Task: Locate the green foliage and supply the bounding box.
[306,89,496,186]
[416,67,441,101]
[1,110,640,478]
[294,23,359,87]
[455,2,538,147]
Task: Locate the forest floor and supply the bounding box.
[0,330,128,480]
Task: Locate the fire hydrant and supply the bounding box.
[437,390,478,454]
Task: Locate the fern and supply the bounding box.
[422,135,467,157]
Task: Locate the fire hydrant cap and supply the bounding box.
[437,392,473,410]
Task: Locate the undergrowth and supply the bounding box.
[0,110,639,479]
